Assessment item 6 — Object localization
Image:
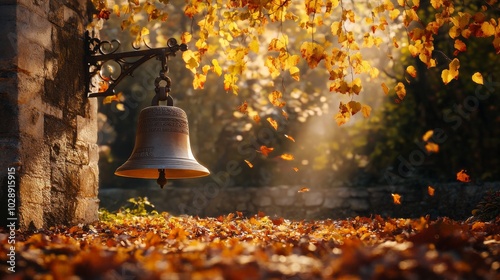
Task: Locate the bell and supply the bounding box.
[115,105,210,187]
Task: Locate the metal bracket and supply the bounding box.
[85,31,188,98]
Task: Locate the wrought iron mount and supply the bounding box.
[85,31,188,98]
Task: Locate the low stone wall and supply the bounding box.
[99,182,500,220]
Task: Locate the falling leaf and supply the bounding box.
[422,130,434,141]
[244,160,253,168]
[392,193,402,205]
[103,92,123,104]
[280,153,294,160]
[237,101,248,114]
[441,58,460,85]
[281,109,289,120]
[253,115,261,123]
[457,169,471,182]
[472,72,484,85]
[428,186,435,196]
[293,167,299,172]
[267,117,278,130]
[406,65,417,78]
[381,83,389,95]
[395,82,406,100]
[425,142,439,153]
[298,187,310,193]
[259,145,274,156]
[284,134,295,142]
[361,105,372,118]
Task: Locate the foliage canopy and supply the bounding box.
[90,0,500,125]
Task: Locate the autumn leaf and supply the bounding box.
[300,42,326,69]
[457,169,471,182]
[253,115,261,123]
[181,32,192,44]
[392,193,402,205]
[237,101,248,114]
[103,92,122,104]
[361,105,371,118]
[267,117,278,130]
[428,186,435,196]
[259,145,274,156]
[193,73,206,89]
[298,187,310,193]
[293,167,299,172]
[406,65,417,78]
[425,142,439,153]
[472,72,484,85]
[244,160,253,168]
[280,153,294,160]
[395,82,406,101]
[284,134,295,142]
[212,59,222,76]
[381,83,389,95]
[422,130,434,141]
[268,90,286,107]
[441,58,460,85]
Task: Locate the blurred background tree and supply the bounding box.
[95,0,500,190]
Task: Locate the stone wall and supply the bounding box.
[99,182,500,220]
[0,0,99,229]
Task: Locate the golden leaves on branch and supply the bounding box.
[441,58,460,85]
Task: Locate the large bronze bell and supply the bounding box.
[115,105,210,187]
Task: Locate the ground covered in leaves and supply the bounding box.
[1,210,499,279]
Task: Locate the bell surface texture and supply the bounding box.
[115,105,210,179]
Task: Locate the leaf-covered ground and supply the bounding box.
[1,211,499,280]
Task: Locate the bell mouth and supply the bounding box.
[115,158,210,179]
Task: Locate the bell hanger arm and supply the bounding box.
[85,31,187,98]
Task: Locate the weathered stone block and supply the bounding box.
[66,140,89,165]
[78,163,98,198]
[255,196,272,207]
[349,198,369,212]
[18,0,50,17]
[19,202,44,229]
[77,112,98,143]
[18,105,43,139]
[17,6,52,50]
[20,135,49,179]
[323,197,348,209]
[73,197,99,224]
[303,192,324,207]
[0,93,19,136]
[19,175,45,204]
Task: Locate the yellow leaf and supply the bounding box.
[472,72,484,85]
[193,73,206,89]
[212,59,222,76]
[481,22,496,37]
[182,50,200,74]
[406,65,417,78]
[267,117,278,130]
[223,74,239,94]
[289,66,300,81]
[361,104,371,118]
[441,58,460,85]
[249,38,259,53]
[389,9,400,20]
[300,42,326,69]
[181,32,192,44]
[395,82,406,100]
[280,153,294,160]
[422,130,434,141]
[381,83,389,95]
[141,27,149,37]
[430,0,442,9]
[347,101,361,115]
[268,90,286,107]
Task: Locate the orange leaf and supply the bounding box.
[427,186,435,196]
[422,130,434,141]
[284,134,295,142]
[253,115,261,123]
[381,83,389,95]
[268,90,285,107]
[406,65,417,78]
[457,169,471,182]
[267,117,278,130]
[244,160,254,168]
[298,187,310,193]
[395,82,406,100]
[193,73,206,89]
[392,193,402,205]
[280,153,294,160]
[425,142,439,153]
[259,145,274,156]
[300,42,326,69]
[293,167,299,172]
[237,101,248,114]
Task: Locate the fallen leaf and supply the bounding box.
[428,186,435,196]
[259,145,274,156]
[267,117,278,130]
[280,154,294,160]
[298,187,310,193]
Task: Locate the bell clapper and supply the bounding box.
[157,169,167,188]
